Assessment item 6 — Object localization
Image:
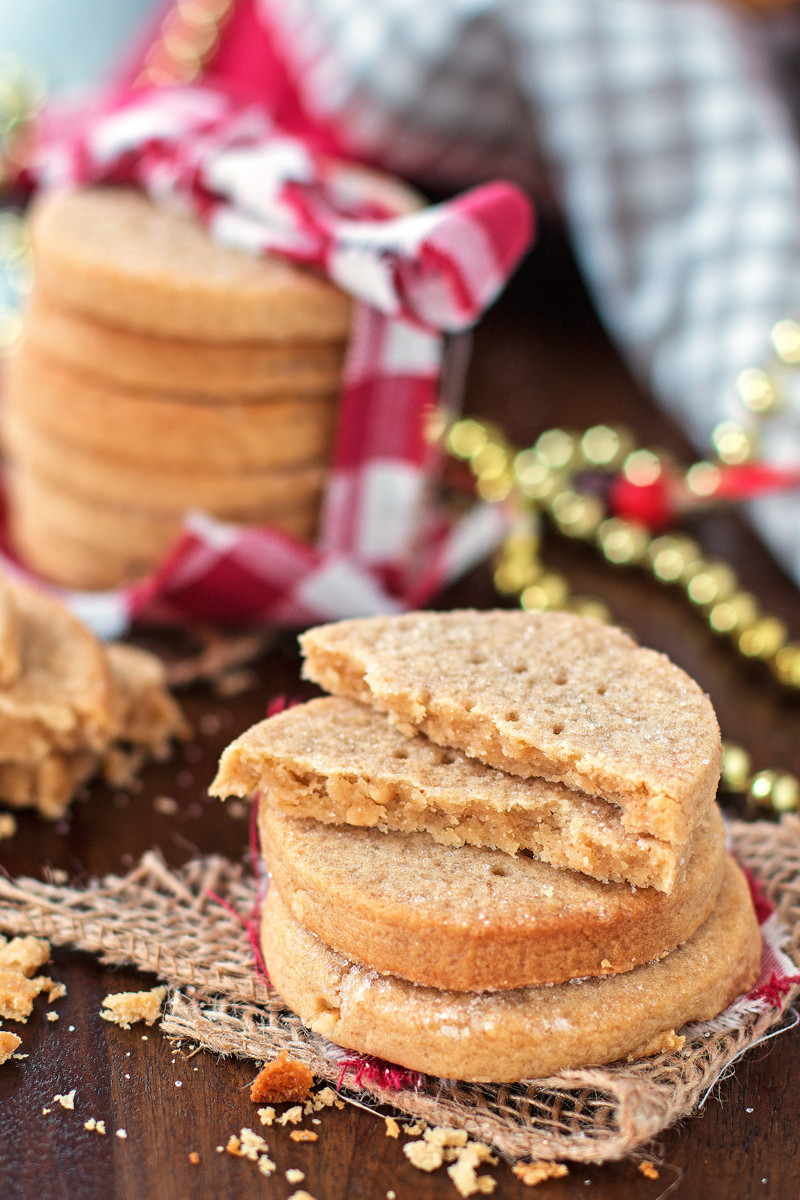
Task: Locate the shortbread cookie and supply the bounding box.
[260,804,725,990]
[8,466,319,563]
[2,408,327,512]
[300,611,721,849]
[24,298,345,397]
[0,576,114,761]
[262,855,761,1082]
[212,697,690,891]
[31,188,353,343]
[5,350,338,471]
[9,510,158,590]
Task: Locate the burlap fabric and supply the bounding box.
[0,816,798,1164]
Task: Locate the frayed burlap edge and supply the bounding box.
[0,816,798,1164]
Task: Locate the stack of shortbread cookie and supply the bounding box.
[2,187,352,588]
[212,610,761,1083]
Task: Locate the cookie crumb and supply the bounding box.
[287,1191,317,1200]
[257,1155,277,1177]
[403,1141,444,1172]
[286,1169,305,1184]
[314,1087,338,1108]
[447,1143,498,1197]
[424,1126,468,1148]
[188,1152,200,1165]
[47,981,67,1001]
[0,813,17,839]
[54,1090,76,1110]
[639,1162,659,1180]
[277,1105,304,1126]
[46,1010,60,1022]
[0,934,50,976]
[116,1129,127,1140]
[257,1106,276,1127]
[100,985,166,1029]
[402,1121,426,1136]
[153,796,178,815]
[0,1030,21,1063]
[384,1116,400,1138]
[512,1161,570,1187]
[250,1050,313,1104]
[289,1130,318,1143]
[84,1118,106,1135]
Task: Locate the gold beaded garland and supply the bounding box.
[447,410,800,814]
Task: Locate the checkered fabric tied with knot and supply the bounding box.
[262,0,800,582]
[7,85,531,635]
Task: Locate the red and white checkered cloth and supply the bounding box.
[7,85,532,636]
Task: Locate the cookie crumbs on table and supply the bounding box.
[404,1141,445,1172]
[116,1129,127,1140]
[100,985,166,1028]
[639,1162,660,1180]
[512,1161,570,1187]
[54,1090,76,1110]
[384,1116,400,1138]
[290,1129,318,1142]
[84,1118,106,1135]
[286,1169,305,1184]
[188,1152,200,1165]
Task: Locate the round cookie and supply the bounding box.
[5,348,338,471]
[8,467,319,559]
[2,407,327,511]
[30,188,353,343]
[260,804,726,991]
[9,508,156,590]
[300,611,722,849]
[24,298,345,397]
[262,855,762,1083]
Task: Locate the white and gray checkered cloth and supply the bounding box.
[262,0,800,580]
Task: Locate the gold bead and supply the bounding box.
[579,424,628,468]
[711,420,757,465]
[748,769,778,808]
[596,518,650,565]
[535,429,576,469]
[721,743,752,792]
[772,774,800,813]
[647,535,703,583]
[549,490,605,538]
[471,441,509,480]
[514,452,564,503]
[494,557,541,595]
[738,616,787,660]
[772,642,800,687]
[736,367,781,415]
[476,471,513,502]
[686,562,738,607]
[565,596,612,624]
[446,418,488,459]
[708,591,760,635]
[685,461,721,498]
[623,449,662,487]
[520,573,570,611]
[771,318,800,364]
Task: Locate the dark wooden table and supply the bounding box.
[2,224,799,1200]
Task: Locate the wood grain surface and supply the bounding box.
[1,223,799,1199]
